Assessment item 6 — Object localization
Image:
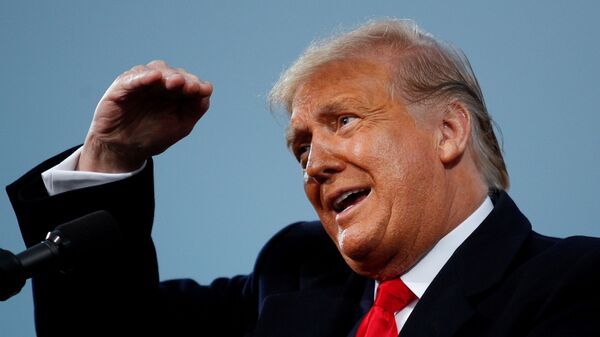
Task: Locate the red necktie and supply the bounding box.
[356,279,417,337]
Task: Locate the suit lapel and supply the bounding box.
[400,192,532,337]
[399,283,474,337]
[346,279,375,337]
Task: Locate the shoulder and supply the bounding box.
[522,232,600,265]
[254,221,343,272]
[502,234,600,334]
[251,221,354,292]
[521,233,600,276]
[500,232,600,311]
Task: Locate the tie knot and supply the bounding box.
[374,279,416,313]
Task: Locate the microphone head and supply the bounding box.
[52,210,122,269]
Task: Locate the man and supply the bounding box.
[7,19,600,336]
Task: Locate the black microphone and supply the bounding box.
[0,210,121,301]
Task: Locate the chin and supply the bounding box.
[336,232,410,281]
[335,225,379,260]
[337,239,389,279]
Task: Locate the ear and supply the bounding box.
[437,101,471,164]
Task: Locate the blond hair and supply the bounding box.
[269,19,509,191]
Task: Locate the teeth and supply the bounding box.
[335,191,355,206]
[333,189,368,212]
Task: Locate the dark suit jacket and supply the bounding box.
[7,147,600,337]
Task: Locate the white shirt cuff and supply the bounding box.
[41,147,147,196]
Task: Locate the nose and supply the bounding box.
[304,139,345,184]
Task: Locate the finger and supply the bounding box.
[176,68,198,94]
[196,95,211,116]
[130,64,149,73]
[191,72,213,96]
[144,61,212,96]
[197,80,213,97]
[146,60,170,69]
[187,72,200,83]
[181,74,213,96]
[161,68,212,96]
[164,73,186,90]
[162,66,191,81]
[145,63,188,90]
[121,69,162,91]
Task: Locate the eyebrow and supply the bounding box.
[285,103,337,149]
[285,125,305,150]
[285,99,363,150]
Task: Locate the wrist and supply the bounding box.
[78,137,146,173]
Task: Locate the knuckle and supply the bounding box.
[147,59,168,68]
[131,65,146,71]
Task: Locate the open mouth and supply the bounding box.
[332,188,371,213]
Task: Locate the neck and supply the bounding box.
[442,160,489,236]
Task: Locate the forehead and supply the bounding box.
[290,59,390,121]
[285,59,394,148]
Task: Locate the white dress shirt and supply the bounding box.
[381,197,494,333]
[42,148,493,334]
[41,147,146,196]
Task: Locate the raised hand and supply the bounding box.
[78,60,213,173]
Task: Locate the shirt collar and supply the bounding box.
[400,197,493,299]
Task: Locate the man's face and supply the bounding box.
[288,59,452,280]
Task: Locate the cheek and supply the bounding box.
[304,183,321,210]
[304,182,339,234]
[378,131,435,173]
[349,132,409,178]
[347,134,394,167]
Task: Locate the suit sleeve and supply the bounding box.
[6,146,258,337]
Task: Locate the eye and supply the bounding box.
[339,115,357,127]
[296,144,310,168]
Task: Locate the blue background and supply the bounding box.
[1,1,598,335]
